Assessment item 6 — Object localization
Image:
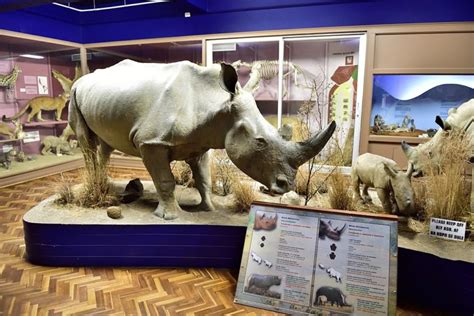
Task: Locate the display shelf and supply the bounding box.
[23,120,69,127]
[0,138,20,144]
[368,135,431,144]
[0,152,84,188]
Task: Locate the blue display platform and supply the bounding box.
[23,221,247,268]
[398,247,473,315]
[23,205,473,314]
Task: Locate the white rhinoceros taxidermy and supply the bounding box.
[401,98,474,175]
[69,60,336,219]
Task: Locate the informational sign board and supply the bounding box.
[429,218,466,241]
[23,131,40,143]
[235,202,398,316]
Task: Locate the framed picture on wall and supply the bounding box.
[345,55,354,65]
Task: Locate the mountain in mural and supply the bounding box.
[372,83,474,105]
[371,83,474,132]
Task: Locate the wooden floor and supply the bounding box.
[0,168,443,315]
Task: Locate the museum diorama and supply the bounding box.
[0,34,83,185]
[0,0,472,315]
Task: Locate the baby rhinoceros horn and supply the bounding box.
[288,121,337,167]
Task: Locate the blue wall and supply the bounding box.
[0,0,472,44]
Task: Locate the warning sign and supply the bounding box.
[429,218,466,241]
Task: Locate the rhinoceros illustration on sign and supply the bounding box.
[69,60,336,219]
[314,286,350,307]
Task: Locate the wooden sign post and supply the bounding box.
[235,201,398,316]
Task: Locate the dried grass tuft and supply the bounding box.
[211,150,237,196]
[328,172,353,211]
[77,148,118,208]
[422,130,470,221]
[171,161,193,187]
[295,168,328,197]
[232,180,257,213]
[55,173,75,205]
[412,178,427,215]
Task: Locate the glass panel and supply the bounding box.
[283,37,360,165]
[87,40,203,72]
[0,34,81,176]
[212,40,280,127]
[370,74,474,137]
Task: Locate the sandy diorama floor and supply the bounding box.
[0,150,82,178]
[24,179,473,263]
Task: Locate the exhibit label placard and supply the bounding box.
[429,217,466,241]
[234,202,398,316]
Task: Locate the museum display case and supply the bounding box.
[208,38,281,126]
[86,40,203,72]
[207,34,366,165]
[0,34,83,186]
[84,40,203,166]
[370,74,474,138]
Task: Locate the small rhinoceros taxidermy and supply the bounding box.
[352,153,415,216]
[69,60,336,219]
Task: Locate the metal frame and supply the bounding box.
[206,33,367,161]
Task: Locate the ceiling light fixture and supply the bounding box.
[53,0,170,12]
[19,54,44,59]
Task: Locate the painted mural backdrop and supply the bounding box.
[370,74,474,137]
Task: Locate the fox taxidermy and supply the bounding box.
[3,93,70,122]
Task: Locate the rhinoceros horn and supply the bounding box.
[406,162,414,177]
[401,140,414,157]
[289,121,337,167]
[435,115,451,130]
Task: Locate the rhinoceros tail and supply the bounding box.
[68,88,97,152]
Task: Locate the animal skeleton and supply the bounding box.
[232,60,311,97]
[0,65,20,89]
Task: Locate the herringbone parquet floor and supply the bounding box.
[0,167,441,315]
[0,168,280,316]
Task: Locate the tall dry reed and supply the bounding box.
[423,130,470,220]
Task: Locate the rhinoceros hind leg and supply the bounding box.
[98,139,114,166]
[362,184,372,203]
[140,144,183,220]
[187,151,215,212]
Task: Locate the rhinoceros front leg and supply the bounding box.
[187,151,215,212]
[376,188,392,213]
[351,172,363,202]
[140,144,183,220]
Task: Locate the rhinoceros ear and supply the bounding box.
[220,63,238,94]
[383,162,398,178]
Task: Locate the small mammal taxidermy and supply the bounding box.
[0,152,12,169]
[41,136,73,156]
[0,121,16,139]
[3,93,69,122]
[60,124,75,141]
[0,119,22,139]
[352,153,415,216]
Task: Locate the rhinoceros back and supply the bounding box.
[71,60,227,156]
